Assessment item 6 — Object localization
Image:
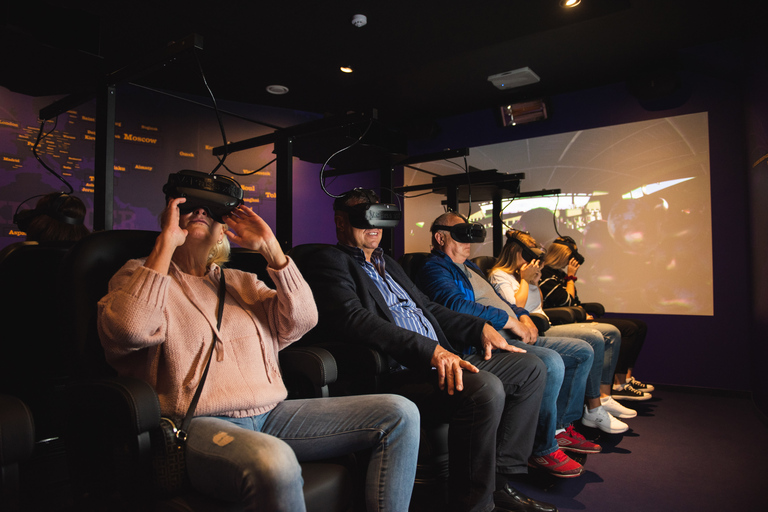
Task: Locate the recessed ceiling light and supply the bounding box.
[340,66,353,73]
[560,0,581,7]
[266,85,289,95]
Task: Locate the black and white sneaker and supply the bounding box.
[628,376,655,393]
[612,383,651,401]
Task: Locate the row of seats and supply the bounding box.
[0,232,603,511]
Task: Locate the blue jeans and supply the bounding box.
[184,394,420,512]
[500,331,593,457]
[547,322,621,399]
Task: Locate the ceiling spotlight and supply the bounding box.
[340,66,354,73]
[266,85,289,95]
[560,0,581,7]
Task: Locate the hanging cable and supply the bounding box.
[32,116,74,194]
[192,49,229,176]
[319,118,374,198]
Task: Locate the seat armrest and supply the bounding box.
[280,346,338,398]
[581,302,605,318]
[310,342,390,395]
[68,376,161,435]
[65,376,161,503]
[0,394,35,466]
[529,313,551,333]
[543,307,582,325]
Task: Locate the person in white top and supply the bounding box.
[488,230,636,433]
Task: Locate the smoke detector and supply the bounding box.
[351,14,367,27]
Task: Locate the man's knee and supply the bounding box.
[461,371,506,412]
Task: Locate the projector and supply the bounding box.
[488,67,540,90]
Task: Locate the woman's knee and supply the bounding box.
[187,419,302,503]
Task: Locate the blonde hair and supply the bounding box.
[207,225,231,267]
[491,230,537,278]
[542,241,572,269]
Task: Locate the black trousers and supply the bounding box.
[595,317,648,374]
[386,351,545,512]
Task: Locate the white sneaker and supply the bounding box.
[601,396,638,419]
[581,405,628,434]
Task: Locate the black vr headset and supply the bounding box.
[506,230,545,262]
[431,222,487,243]
[333,189,402,229]
[553,236,585,265]
[163,170,244,223]
[13,192,85,232]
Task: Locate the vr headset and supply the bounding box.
[553,236,585,265]
[163,170,244,223]
[431,222,487,243]
[14,192,84,232]
[337,202,402,229]
[506,231,545,262]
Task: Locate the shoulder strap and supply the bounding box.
[176,269,226,442]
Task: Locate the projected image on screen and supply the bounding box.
[403,112,713,316]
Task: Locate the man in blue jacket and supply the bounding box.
[418,212,600,478]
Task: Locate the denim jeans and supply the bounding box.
[500,331,593,457]
[184,394,420,512]
[547,322,621,399]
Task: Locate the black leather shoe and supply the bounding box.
[493,483,558,512]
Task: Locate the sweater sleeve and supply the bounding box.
[97,259,170,357]
[264,257,319,348]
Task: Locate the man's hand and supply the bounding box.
[519,315,540,341]
[481,323,528,360]
[504,316,537,345]
[430,345,479,395]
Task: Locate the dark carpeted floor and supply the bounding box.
[410,387,768,512]
[507,387,768,512]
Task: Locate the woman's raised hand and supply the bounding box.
[567,257,581,277]
[159,197,189,248]
[520,260,541,283]
[224,205,288,269]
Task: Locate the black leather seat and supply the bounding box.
[57,230,354,512]
[0,241,74,441]
[0,394,35,512]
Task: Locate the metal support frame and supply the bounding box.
[396,169,560,255]
[38,35,203,231]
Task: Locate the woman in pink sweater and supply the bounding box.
[98,197,419,511]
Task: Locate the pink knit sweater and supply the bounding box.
[97,257,318,419]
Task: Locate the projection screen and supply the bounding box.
[403,112,713,316]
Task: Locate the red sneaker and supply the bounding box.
[528,449,584,478]
[556,425,602,454]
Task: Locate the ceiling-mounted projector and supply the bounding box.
[488,67,540,90]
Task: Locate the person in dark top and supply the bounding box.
[540,237,653,401]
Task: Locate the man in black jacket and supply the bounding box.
[295,189,555,512]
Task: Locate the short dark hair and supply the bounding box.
[332,189,380,211]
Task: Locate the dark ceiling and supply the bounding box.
[2,0,765,133]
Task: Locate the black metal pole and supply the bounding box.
[275,137,293,251]
[94,85,116,231]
